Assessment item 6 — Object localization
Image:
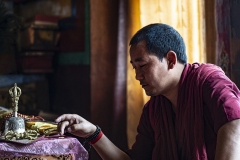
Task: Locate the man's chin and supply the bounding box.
[145,90,154,96]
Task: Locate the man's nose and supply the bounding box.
[135,70,144,80]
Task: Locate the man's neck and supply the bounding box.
[163,63,185,112]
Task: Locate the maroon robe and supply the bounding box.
[126,63,240,160]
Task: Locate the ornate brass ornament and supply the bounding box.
[2,83,25,135]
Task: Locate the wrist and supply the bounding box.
[86,125,97,138]
[85,125,103,145]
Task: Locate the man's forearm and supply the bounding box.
[215,119,240,160]
[92,134,132,160]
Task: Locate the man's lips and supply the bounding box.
[140,83,148,88]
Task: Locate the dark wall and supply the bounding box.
[48,64,90,120]
[49,0,91,120]
[0,0,91,121]
[230,0,240,88]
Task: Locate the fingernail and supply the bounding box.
[67,128,72,132]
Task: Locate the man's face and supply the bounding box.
[130,41,171,96]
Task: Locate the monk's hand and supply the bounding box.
[55,114,96,138]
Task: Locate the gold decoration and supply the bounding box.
[4,130,39,140]
[26,121,58,136]
[8,83,21,117]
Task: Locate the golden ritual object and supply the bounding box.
[0,84,57,141]
[2,83,25,135]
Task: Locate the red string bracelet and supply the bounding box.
[90,131,103,145]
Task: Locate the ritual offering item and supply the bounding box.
[0,83,40,143]
[0,83,58,144]
[3,83,25,135]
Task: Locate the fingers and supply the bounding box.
[65,122,96,138]
[57,120,68,135]
[56,114,76,135]
[55,114,96,138]
[55,114,84,135]
[55,114,78,123]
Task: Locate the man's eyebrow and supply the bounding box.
[130,57,143,64]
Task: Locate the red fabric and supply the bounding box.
[126,63,240,160]
[176,63,221,159]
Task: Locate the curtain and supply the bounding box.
[140,0,206,63]
[127,0,206,148]
[205,0,217,64]
[90,0,128,159]
[127,0,145,148]
[215,0,231,77]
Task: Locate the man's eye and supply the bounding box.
[140,64,146,68]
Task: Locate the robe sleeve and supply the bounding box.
[202,72,240,133]
[125,103,154,160]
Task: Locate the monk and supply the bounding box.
[55,23,240,160]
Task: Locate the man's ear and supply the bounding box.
[166,51,177,69]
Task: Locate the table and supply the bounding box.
[0,136,89,159]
